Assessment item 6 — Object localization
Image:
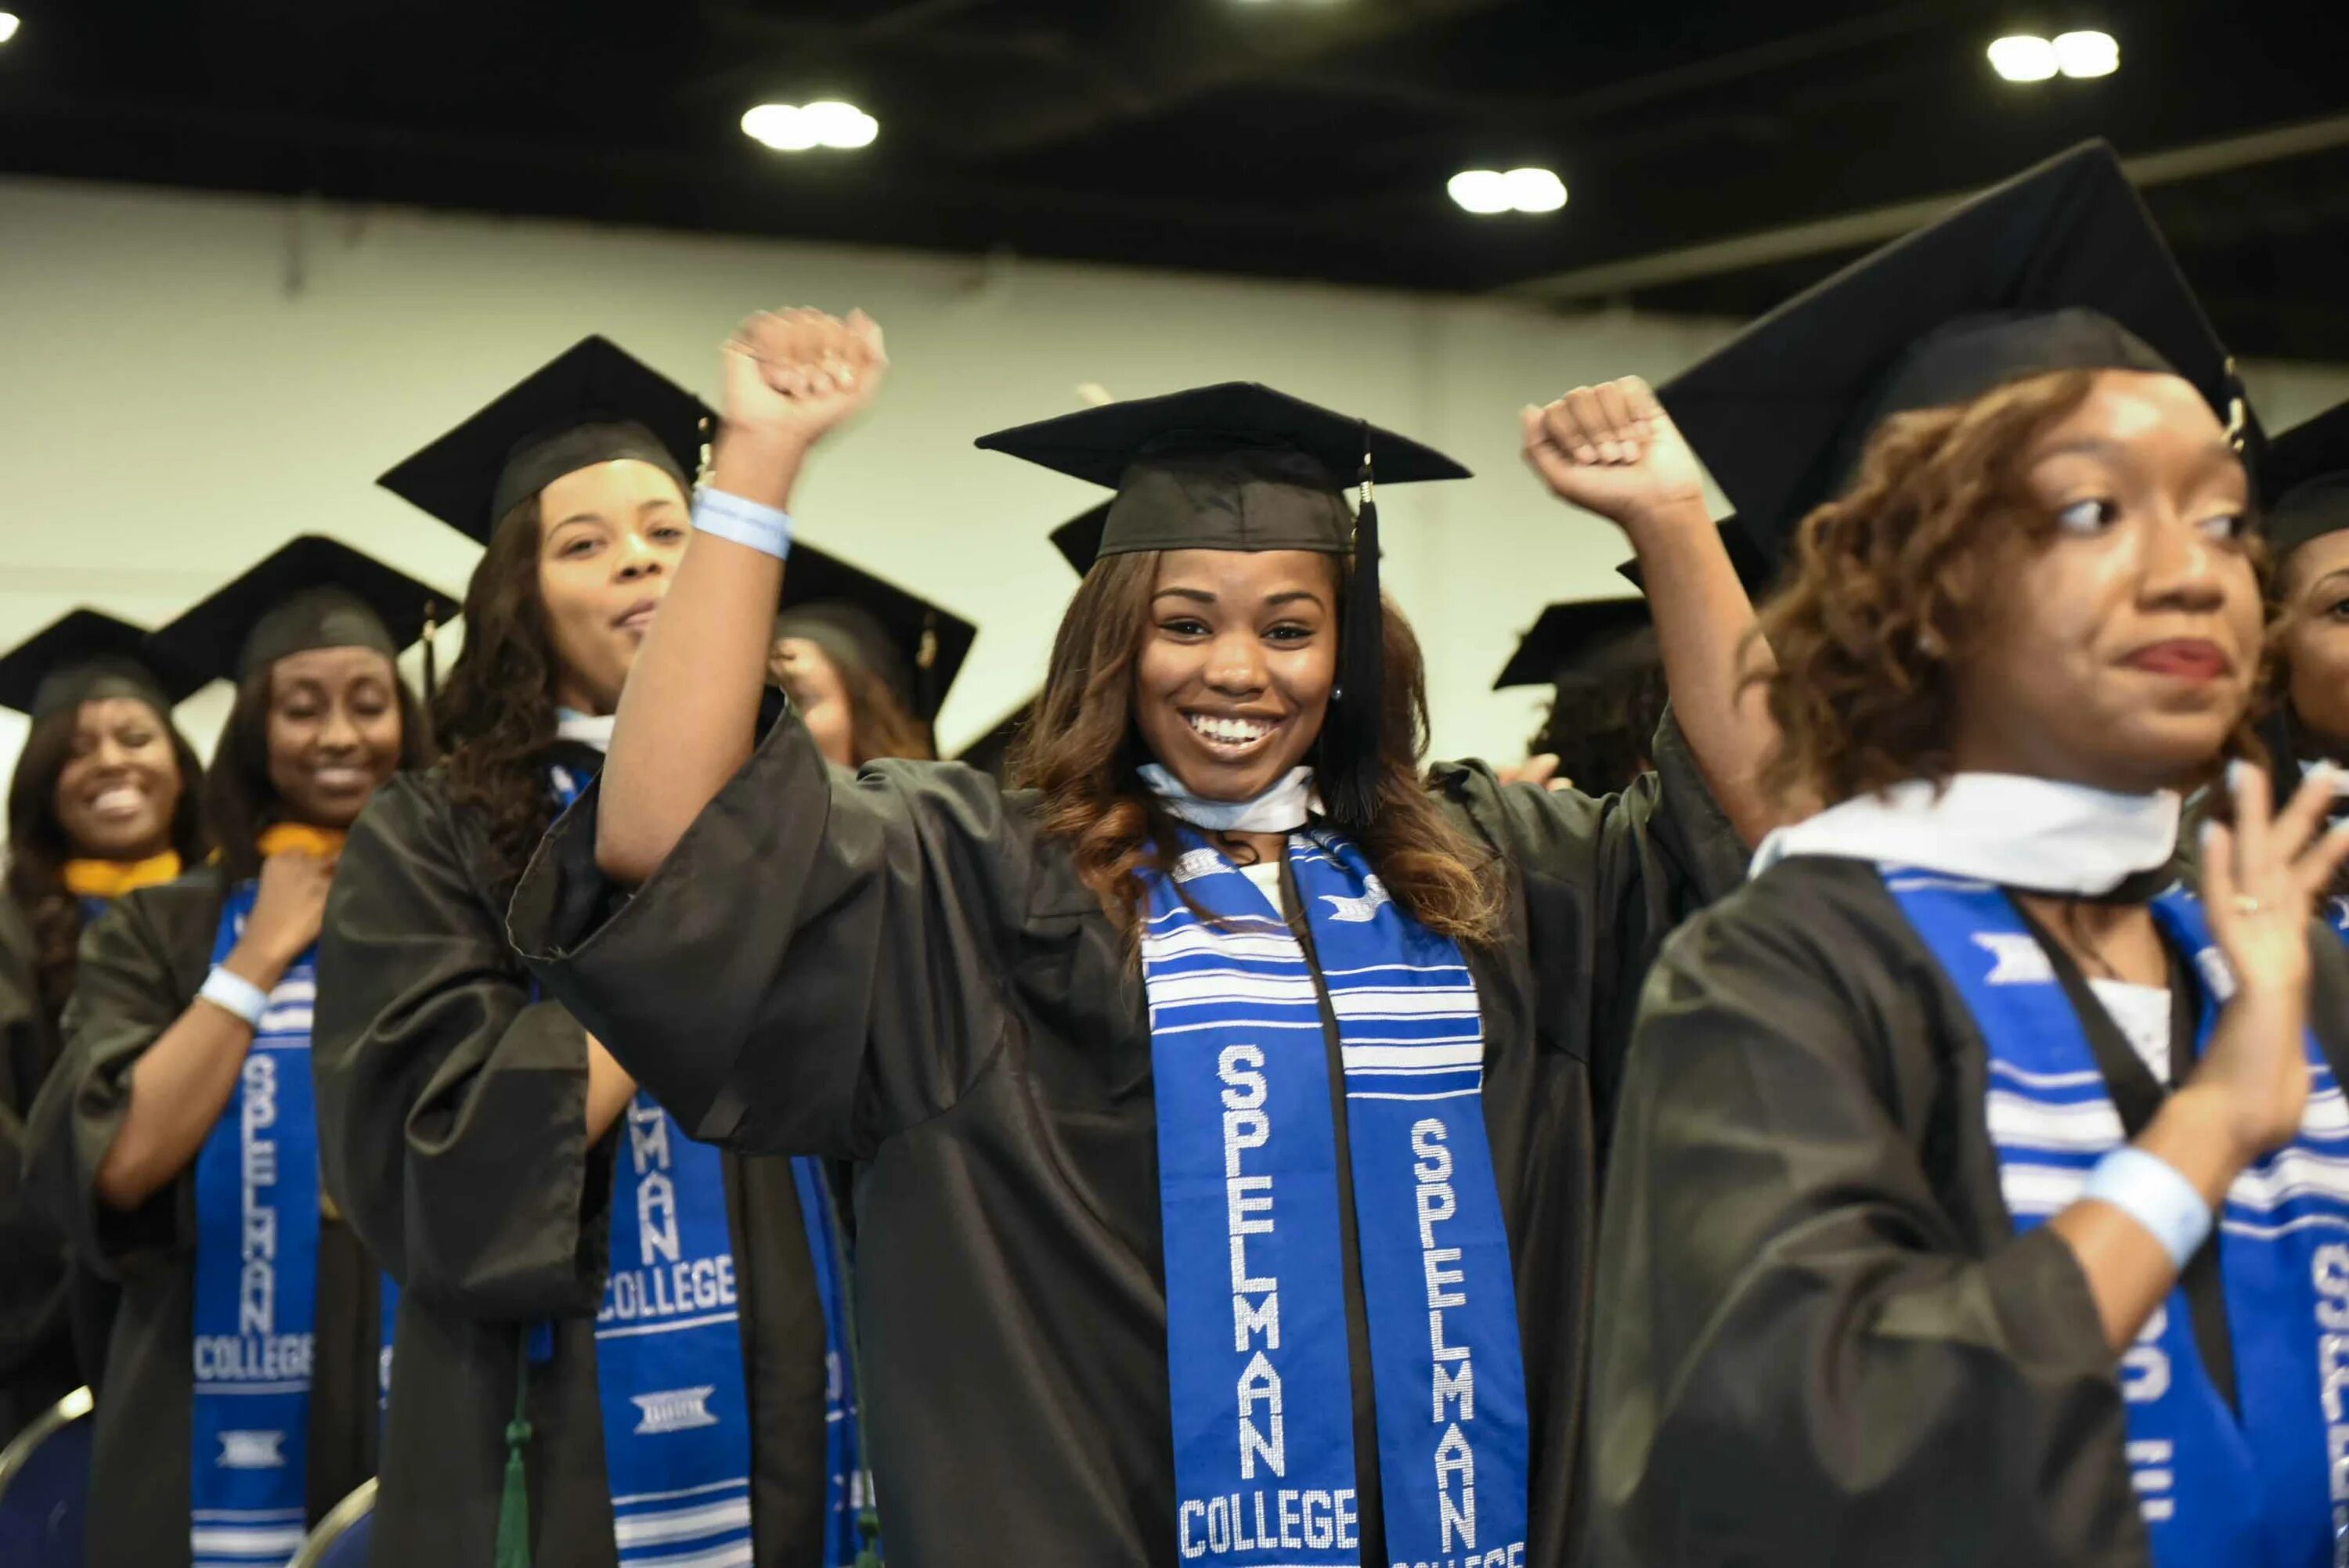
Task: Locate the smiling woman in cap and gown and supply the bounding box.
[312,335,969,1567]
[0,613,209,1441]
[498,305,1782,1566]
[22,537,435,1567]
[1586,141,2349,1568]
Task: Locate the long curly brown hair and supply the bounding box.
[1757,368,2265,807]
[432,494,575,892]
[1009,550,1503,944]
[5,699,210,1021]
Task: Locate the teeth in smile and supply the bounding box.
[1188,714,1273,746]
[92,787,144,814]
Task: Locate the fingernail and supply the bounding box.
[2228,758,2250,792]
[2309,760,2338,789]
[1575,445,1598,463]
[2199,818,2217,848]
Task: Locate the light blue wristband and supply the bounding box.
[2081,1144,2214,1268]
[692,486,794,560]
[198,964,269,1029]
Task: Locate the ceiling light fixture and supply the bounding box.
[1449,168,1567,215]
[0,13,20,45]
[2051,30,2119,77]
[1986,34,2059,81]
[742,100,879,153]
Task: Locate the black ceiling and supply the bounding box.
[4,0,2347,355]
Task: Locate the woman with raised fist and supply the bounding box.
[506,301,1776,1567]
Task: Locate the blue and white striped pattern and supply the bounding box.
[609,1478,754,1568]
[190,1509,306,1568]
[1886,868,2341,1565]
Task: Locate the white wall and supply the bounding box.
[5,175,2347,806]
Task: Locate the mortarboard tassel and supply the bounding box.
[1321,437,1384,831]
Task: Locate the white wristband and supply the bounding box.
[198,965,269,1029]
[2081,1144,2214,1269]
[692,487,794,560]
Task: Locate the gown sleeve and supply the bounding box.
[0,908,70,1389]
[20,886,212,1278]
[1436,705,1752,1115]
[509,710,1034,1159]
[312,773,613,1319]
[1584,863,2139,1568]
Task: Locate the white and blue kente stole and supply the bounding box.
[551,752,867,1566]
[188,885,323,1568]
[1142,827,1529,1568]
[1887,870,2344,1566]
[595,1093,758,1568]
[791,1159,871,1565]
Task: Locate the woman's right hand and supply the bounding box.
[226,849,337,989]
[2191,761,2349,1161]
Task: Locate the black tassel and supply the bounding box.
[1322,436,1384,831]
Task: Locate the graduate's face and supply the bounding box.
[536,458,691,714]
[769,637,854,767]
[52,697,182,860]
[2277,532,2349,759]
[265,647,404,829]
[1949,370,2259,793]
[1135,548,1338,801]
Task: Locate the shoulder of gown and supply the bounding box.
[22,867,227,1277]
[1586,852,2140,1568]
[314,765,613,1318]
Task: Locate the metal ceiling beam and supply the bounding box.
[1503,110,2349,305]
[953,0,1519,160]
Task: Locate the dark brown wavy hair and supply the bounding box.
[5,699,209,1021]
[1756,368,2264,807]
[432,494,572,890]
[1009,550,1503,944]
[207,658,432,882]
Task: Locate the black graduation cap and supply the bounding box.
[1661,140,2242,564]
[1048,503,1113,576]
[151,535,452,687]
[976,382,1471,827]
[771,543,976,725]
[2263,400,2349,558]
[1492,597,1658,692]
[0,609,206,723]
[1612,517,1777,597]
[377,336,713,544]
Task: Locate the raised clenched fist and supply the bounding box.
[721,307,889,449]
[1521,376,1709,535]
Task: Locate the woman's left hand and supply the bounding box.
[1521,376,1709,537]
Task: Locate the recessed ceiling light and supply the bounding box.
[2051,30,2119,78]
[1450,168,1566,215]
[1502,168,1568,214]
[1449,170,1514,214]
[1987,34,2059,81]
[0,13,21,45]
[742,100,878,153]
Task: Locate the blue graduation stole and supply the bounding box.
[1141,828,1529,1568]
[188,884,323,1568]
[548,756,868,1566]
[791,1160,871,1566]
[1885,870,2344,1566]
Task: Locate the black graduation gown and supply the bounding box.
[1584,853,2349,1568]
[312,757,834,1568]
[507,707,1748,1568]
[0,896,80,1445]
[18,867,378,1568]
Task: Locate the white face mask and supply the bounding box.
[1751,772,2183,896]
